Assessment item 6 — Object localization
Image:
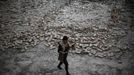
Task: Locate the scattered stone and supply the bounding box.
[90,49,97,55]
[0,0,130,59]
[95,52,104,58]
[80,50,89,55]
[107,52,114,57]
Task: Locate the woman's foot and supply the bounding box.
[66,72,70,75]
[57,66,62,70]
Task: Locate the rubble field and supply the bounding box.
[0,0,134,75]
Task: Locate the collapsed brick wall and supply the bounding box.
[43,0,131,59]
[0,0,133,59]
[0,0,69,52]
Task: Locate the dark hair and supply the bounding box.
[62,36,68,41]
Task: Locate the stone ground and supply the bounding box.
[0,0,134,75]
[1,40,134,75]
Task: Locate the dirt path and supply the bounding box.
[2,40,132,75]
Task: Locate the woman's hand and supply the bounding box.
[60,51,68,54]
[71,43,76,50]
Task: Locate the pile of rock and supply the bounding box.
[41,1,130,59]
[0,0,131,59]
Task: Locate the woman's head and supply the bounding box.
[62,36,68,43]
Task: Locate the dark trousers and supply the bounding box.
[58,60,69,72]
[58,54,69,74]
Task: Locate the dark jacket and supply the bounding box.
[58,42,70,62]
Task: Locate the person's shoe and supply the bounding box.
[57,66,62,70]
[66,72,70,75]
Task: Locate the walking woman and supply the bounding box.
[57,36,75,75]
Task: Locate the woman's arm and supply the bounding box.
[58,44,62,53]
[70,43,76,50]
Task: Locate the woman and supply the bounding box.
[57,36,75,75]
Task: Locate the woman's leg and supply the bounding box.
[64,59,70,75]
[57,62,63,70]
